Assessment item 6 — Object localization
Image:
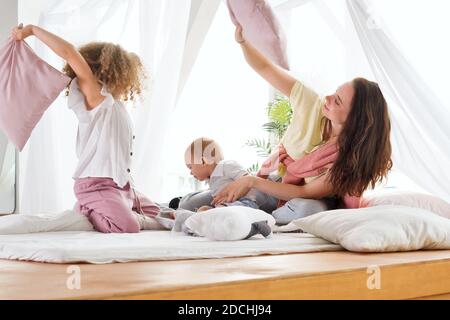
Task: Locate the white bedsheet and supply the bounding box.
[0,210,94,234]
[0,211,342,264]
[0,230,342,264]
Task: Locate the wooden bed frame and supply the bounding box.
[1,250,449,299]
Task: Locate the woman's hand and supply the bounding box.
[235,25,246,44]
[257,144,289,178]
[212,175,255,205]
[277,144,289,176]
[11,24,34,41]
[278,144,289,162]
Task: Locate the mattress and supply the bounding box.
[0,230,342,264]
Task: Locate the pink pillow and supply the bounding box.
[360,191,450,219]
[0,38,70,151]
[227,0,289,70]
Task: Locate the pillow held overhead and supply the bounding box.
[227,0,289,70]
[0,38,70,151]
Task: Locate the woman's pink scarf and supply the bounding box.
[257,142,361,209]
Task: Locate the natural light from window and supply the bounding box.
[161,2,271,201]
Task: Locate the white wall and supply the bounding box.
[0,0,17,214]
[18,0,50,26]
[0,0,18,42]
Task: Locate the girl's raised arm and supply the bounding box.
[11,24,103,109]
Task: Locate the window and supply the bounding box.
[161,2,271,201]
[277,0,450,194]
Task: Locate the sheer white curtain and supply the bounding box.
[160,2,271,202]
[129,0,191,201]
[17,0,450,214]
[346,0,450,202]
[131,0,221,201]
[274,0,450,202]
[18,0,193,214]
[176,0,221,101]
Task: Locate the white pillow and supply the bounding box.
[291,205,450,252]
[184,206,276,241]
[361,191,450,219]
[0,210,93,234]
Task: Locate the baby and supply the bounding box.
[182,137,259,212]
[157,137,261,233]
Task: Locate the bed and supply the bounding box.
[1,249,449,299]
[0,204,449,300]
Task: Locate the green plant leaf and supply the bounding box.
[246,95,293,165]
[265,95,293,139]
[247,163,260,175]
[245,138,272,158]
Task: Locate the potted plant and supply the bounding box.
[246,95,292,174]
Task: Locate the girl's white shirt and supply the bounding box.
[68,78,134,188]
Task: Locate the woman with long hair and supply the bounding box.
[213,26,393,225]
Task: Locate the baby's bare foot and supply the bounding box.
[197,205,213,213]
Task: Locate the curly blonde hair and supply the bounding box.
[63,42,146,101]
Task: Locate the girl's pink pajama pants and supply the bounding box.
[74,177,160,233]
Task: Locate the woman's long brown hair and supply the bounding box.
[327,78,393,197]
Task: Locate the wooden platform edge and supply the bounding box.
[94,258,450,300]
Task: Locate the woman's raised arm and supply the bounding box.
[236,25,296,97]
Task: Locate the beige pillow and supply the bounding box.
[291,205,450,252]
[361,191,450,219]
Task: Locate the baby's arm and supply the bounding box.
[11,24,103,109]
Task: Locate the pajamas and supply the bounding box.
[222,197,258,209]
[271,196,339,225]
[74,177,160,233]
[179,190,259,211]
[179,190,214,211]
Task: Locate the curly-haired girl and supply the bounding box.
[12,24,164,233]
